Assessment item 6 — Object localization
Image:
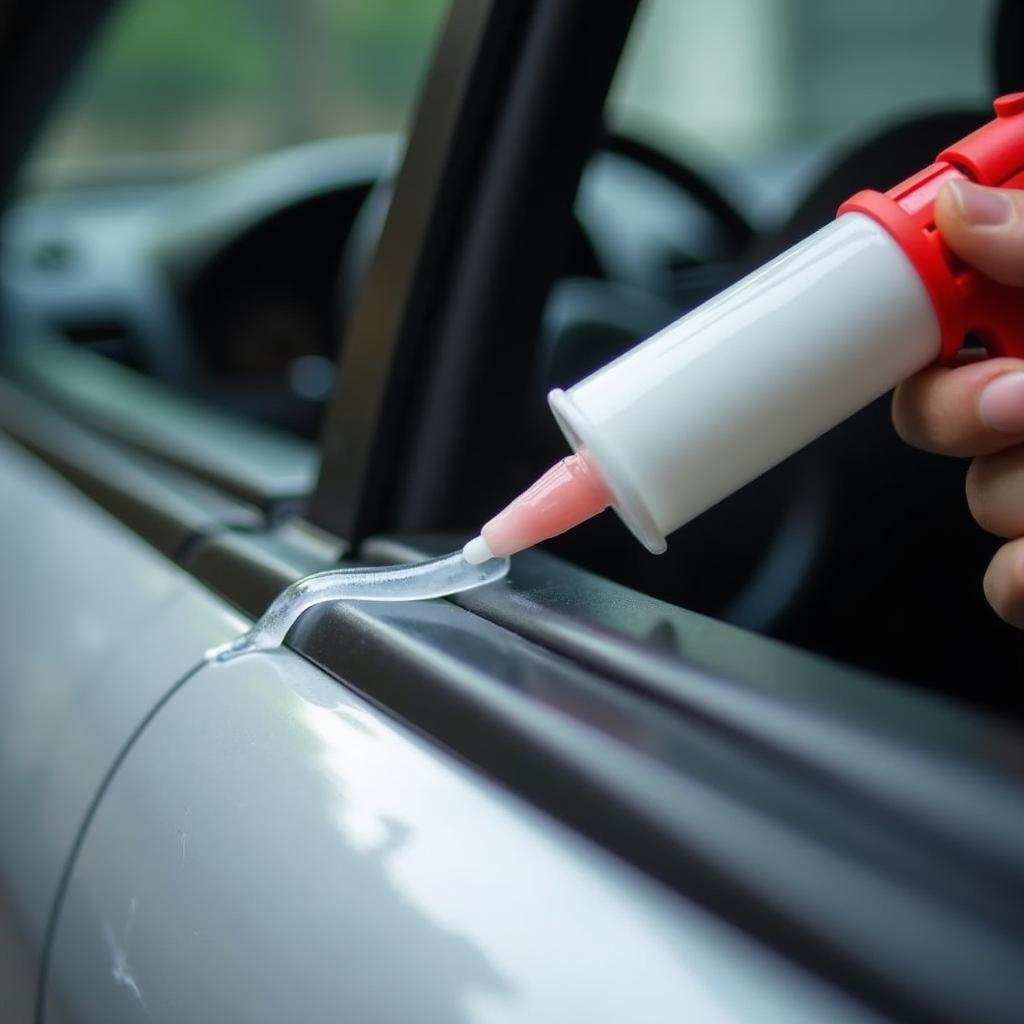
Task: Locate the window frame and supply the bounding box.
[0,0,118,205]
[309,0,641,543]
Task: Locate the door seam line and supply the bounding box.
[33,655,209,1024]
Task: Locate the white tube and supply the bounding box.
[549,213,942,553]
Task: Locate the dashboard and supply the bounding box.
[1,135,399,437]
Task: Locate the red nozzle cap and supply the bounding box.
[993,92,1024,118]
[838,94,1024,363]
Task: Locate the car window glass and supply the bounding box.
[3,0,449,443]
[606,0,996,225]
[25,0,448,191]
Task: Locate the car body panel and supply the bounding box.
[0,434,245,1000]
[45,645,882,1024]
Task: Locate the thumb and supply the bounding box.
[934,181,1024,287]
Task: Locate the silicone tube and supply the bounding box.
[548,212,942,553]
[463,95,1024,564]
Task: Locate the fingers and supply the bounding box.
[902,181,1024,629]
[892,356,1024,457]
[967,446,1024,538]
[934,181,1024,287]
[983,536,1024,629]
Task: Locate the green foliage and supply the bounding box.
[73,0,276,118]
[324,0,446,107]
[54,0,448,144]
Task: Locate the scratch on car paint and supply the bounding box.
[104,897,148,1014]
[177,804,191,860]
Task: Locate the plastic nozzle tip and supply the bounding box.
[472,452,613,560]
[462,535,495,565]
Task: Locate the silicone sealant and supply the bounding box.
[208,551,510,661]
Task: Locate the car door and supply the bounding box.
[0,0,435,1015]
[2,2,1024,1024]
[0,418,248,1022]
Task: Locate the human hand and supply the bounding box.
[893,180,1024,627]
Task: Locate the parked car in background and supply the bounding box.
[1,1,1023,1022]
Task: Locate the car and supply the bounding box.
[1,0,1023,1021]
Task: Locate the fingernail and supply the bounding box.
[948,180,1014,227]
[980,372,1024,433]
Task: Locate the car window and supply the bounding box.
[25,0,448,192]
[606,0,997,225]
[2,0,449,452]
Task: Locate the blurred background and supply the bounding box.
[611,0,994,221]
[613,1,992,158]
[25,0,448,192]
[27,0,995,221]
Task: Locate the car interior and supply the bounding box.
[3,0,1020,719]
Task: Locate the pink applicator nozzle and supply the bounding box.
[462,451,613,564]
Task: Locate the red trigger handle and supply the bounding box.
[838,93,1024,364]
